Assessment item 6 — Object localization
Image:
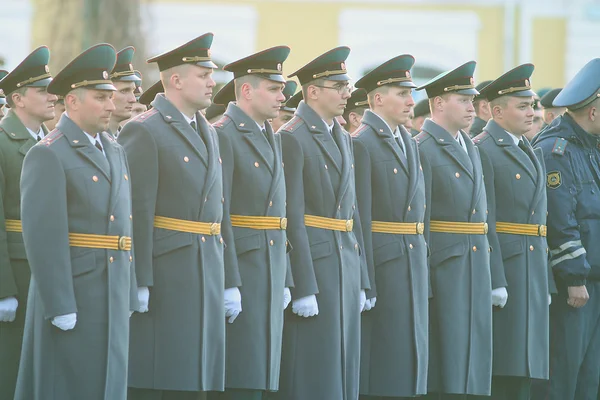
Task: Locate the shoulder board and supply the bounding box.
[352,125,369,138]
[414,131,428,144]
[133,108,159,123]
[212,115,231,129]
[472,131,489,144]
[281,116,303,132]
[551,137,568,155]
[40,130,63,147]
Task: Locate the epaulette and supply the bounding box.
[351,124,368,138]
[551,137,568,156]
[133,108,158,123]
[212,115,230,129]
[281,116,303,132]
[40,130,63,147]
[414,131,428,144]
[472,131,489,144]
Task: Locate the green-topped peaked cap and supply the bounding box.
[111,46,142,82]
[346,88,368,111]
[212,79,235,106]
[288,46,351,85]
[553,58,600,110]
[205,103,227,121]
[413,98,430,118]
[139,80,163,106]
[0,70,8,105]
[286,90,303,109]
[224,46,290,84]
[478,63,536,102]
[416,61,478,98]
[281,80,298,112]
[355,54,417,93]
[48,43,117,96]
[540,88,562,108]
[133,71,143,100]
[147,33,217,72]
[0,46,52,96]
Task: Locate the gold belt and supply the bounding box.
[230,215,287,230]
[5,220,131,250]
[154,215,221,235]
[496,222,547,237]
[429,221,489,235]
[371,221,425,235]
[304,215,354,232]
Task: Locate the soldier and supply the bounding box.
[107,47,141,136]
[45,96,65,131]
[118,33,225,400]
[410,98,430,136]
[352,54,429,400]
[415,61,492,400]
[270,80,298,132]
[206,102,227,124]
[531,58,600,400]
[469,80,493,138]
[272,46,370,400]
[473,64,555,400]
[343,89,368,135]
[540,88,565,126]
[208,80,235,124]
[119,71,146,127]
[14,43,138,400]
[138,79,162,109]
[0,46,57,400]
[0,70,7,118]
[209,46,293,400]
[526,95,545,141]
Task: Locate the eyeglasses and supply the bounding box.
[313,83,351,95]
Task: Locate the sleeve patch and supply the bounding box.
[547,171,562,189]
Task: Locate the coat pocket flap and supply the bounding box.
[500,240,524,261]
[309,241,332,261]
[373,241,404,266]
[429,242,465,267]
[7,242,27,260]
[153,230,193,257]
[70,250,97,277]
[235,234,261,256]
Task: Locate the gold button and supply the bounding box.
[129,215,132,220]
[183,156,189,162]
[486,210,489,214]
[254,161,259,168]
[204,197,207,203]
[10,132,15,137]
[472,246,477,252]
[530,245,534,251]
[532,211,535,215]
[455,172,460,178]
[219,157,222,164]
[221,197,225,204]
[270,240,274,246]
[351,164,354,169]
[516,173,521,180]
[282,162,284,167]
[393,168,398,174]
[109,257,114,263]
[409,244,413,249]
[325,164,328,170]
[124,174,128,181]
[201,236,206,242]
[472,209,476,215]
[340,245,343,250]
[354,243,358,250]
[338,205,341,210]
[220,237,223,244]
[488,247,492,253]
[547,247,549,254]
[352,204,355,210]
[110,215,115,222]
[129,256,133,262]
[285,201,287,207]
[408,206,411,211]
[92,175,98,182]
[269,201,273,207]
[420,165,423,171]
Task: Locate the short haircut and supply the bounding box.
[234,75,263,98]
[6,87,29,108]
[301,78,326,98]
[160,64,191,89]
[367,86,390,108]
[489,96,509,111]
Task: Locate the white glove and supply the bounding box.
[0,296,18,322]
[224,287,242,323]
[360,290,367,312]
[492,287,508,308]
[363,296,377,311]
[292,294,319,317]
[52,313,77,331]
[548,294,552,306]
[370,297,377,308]
[283,287,292,310]
[137,286,150,313]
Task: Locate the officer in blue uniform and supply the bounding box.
[532,58,600,400]
[473,64,555,400]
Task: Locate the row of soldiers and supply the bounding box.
[0,32,599,400]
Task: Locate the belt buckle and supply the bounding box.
[483,222,489,235]
[210,223,219,235]
[345,219,354,232]
[280,217,288,230]
[416,222,425,235]
[539,225,547,237]
[118,236,128,250]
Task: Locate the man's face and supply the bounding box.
[131,102,147,118]
[379,86,415,126]
[180,65,215,111]
[250,79,286,121]
[13,86,58,122]
[314,80,351,118]
[441,93,475,130]
[46,101,65,131]
[0,105,4,118]
[498,96,534,135]
[111,81,137,123]
[74,89,115,133]
[271,110,294,132]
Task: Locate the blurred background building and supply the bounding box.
[1,0,599,99]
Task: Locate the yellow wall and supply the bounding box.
[531,17,566,88]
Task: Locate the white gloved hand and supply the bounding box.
[360,290,367,312]
[292,295,319,318]
[283,287,292,310]
[137,286,150,313]
[548,294,552,306]
[52,313,77,331]
[492,287,508,308]
[370,297,377,308]
[0,296,18,322]
[363,296,377,311]
[224,287,242,323]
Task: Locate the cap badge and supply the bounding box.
[44,65,50,73]
[277,63,282,72]
[102,71,109,79]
